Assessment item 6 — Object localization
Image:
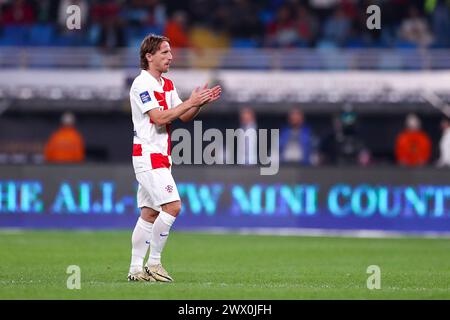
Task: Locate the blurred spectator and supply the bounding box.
[1,0,35,25]
[399,6,433,47]
[123,0,166,29]
[395,113,431,166]
[279,108,317,165]
[90,1,125,51]
[228,0,264,42]
[229,107,258,165]
[44,112,85,163]
[188,21,230,68]
[265,5,299,47]
[188,5,230,67]
[340,0,358,19]
[309,0,339,20]
[187,0,211,24]
[320,106,371,166]
[35,0,59,24]
[97,17,126,50]
[122,0,147,28]
[429,0,450,48]
[164,10,190,48]
[348,0,381,47]
[210,3,232,35]
[322,6,352,46]
[189,20,230,49]
[437,116,450,167]
[0,0,449,49]
[296,5,319,47]
[146,0,167,28]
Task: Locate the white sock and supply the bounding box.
[129,217,153,273]
[147,211,176,266]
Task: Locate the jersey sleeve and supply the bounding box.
[171,85,183,108]
[131,80,160,114]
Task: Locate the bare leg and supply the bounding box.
[161,200,181,218]
[140,206,159,223]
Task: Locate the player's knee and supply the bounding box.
[140,207,159,223]
[163,200,181,217]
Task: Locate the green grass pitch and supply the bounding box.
[0,230,449,299]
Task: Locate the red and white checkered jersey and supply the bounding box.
[130,70,183,173]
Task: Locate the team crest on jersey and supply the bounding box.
[139,91,151,104]
[165,185,174,193]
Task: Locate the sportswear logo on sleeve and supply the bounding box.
[139,91,151,104]
[165,185,174,193]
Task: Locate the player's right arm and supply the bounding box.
[148,86,211,126]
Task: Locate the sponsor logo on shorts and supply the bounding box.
[165,185,174,193]
[160,233,169,237]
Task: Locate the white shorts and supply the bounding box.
[136,168,180,211]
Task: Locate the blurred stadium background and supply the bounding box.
[0,0,449,235]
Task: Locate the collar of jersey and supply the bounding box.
[141,70,165,89]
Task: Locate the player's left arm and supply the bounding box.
[179,84,222,122]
